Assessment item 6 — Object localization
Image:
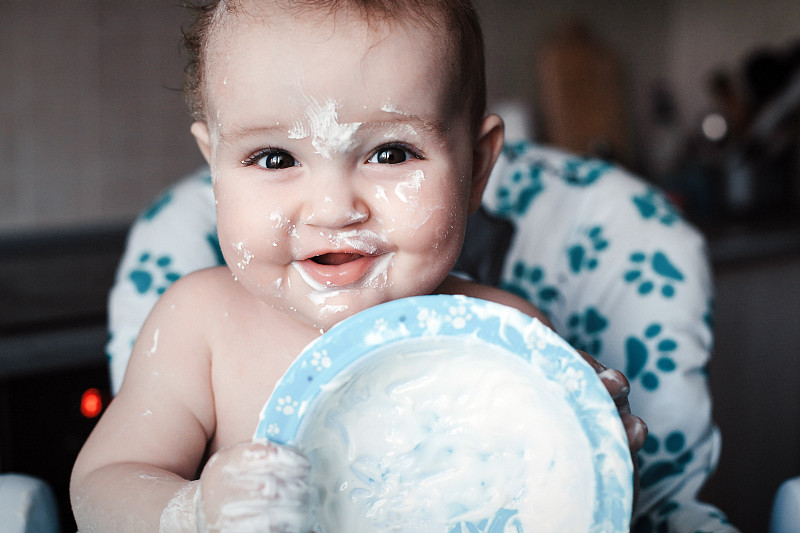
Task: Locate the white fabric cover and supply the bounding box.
[106,169,218,390]
[482,142,736,532]
[770,477,800,533]
[106,142,739,532]
[0,474,60,533]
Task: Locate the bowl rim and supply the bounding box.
[254,294,633,531]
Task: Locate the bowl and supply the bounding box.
[254,294,632,532]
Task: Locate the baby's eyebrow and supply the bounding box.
[218,124,285,144]
[219,114,447,145]
[365,115,448,142]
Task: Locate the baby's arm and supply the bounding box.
[71,274,216,532]
[71,271,316,532]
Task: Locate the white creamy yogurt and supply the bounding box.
[288,97,361,160]
[297,337,595,533]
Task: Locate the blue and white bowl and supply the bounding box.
[255,294,632,532]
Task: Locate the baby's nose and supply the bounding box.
[302,174,369,229]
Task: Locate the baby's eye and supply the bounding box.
[246,149,298,170]
[367,145,419,165]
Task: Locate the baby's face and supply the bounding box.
[194,10,483,330]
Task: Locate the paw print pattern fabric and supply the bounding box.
[106,168,222,391]
[482,142,737,532]
[107,143,739,532]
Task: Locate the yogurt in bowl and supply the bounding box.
[254,295,632,532]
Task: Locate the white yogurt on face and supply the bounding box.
[289,97,361,159]
[297,337,595,533]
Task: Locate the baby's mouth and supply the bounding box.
[294,250,388,290]
[311,253,362,266]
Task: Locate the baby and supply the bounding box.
[71,0,646,531]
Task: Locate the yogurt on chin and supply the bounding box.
[297,337,596,533]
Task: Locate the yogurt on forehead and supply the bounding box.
[297,337,595,533]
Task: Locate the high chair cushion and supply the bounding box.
[106,141,739,532]
[770,477,800,533]
[0,474,60,533]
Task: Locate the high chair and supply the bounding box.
[103,140,738,532]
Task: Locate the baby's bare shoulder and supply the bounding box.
[164,266,235,297]
[125,267,238,377]
[146,267,242,317]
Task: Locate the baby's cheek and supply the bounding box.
[402,207,464,265]
[380,172,456,226]
[385,180,464,252]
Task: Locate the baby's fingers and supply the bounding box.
[597,368,648,453]
[621,412,648,454]
[198,441,315,533]
[219,441,312,500]
[598,368,631,410]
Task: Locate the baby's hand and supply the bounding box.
[575,349,647,453]
[576,349,646,511]
[597,367,648,454]
[196,440,315,533]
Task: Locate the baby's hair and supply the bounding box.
[181,0,487,132]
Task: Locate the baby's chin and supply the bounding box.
[254,268,450,332]
[268,289,388,333]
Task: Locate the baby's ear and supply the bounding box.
[191,121,212,164]
[468,114,504,214]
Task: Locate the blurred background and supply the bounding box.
[1,1,799,531]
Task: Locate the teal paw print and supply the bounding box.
[625,323,677,391]
[632,498,731,533]
[206,231,226,266]
[566,307,608,356]
[638,431,693,489]
[495,165,544,217]
[140,191,173,221]
[624,250,684,297]
[704,297,715,331]
[704,509,733,528]
[562,157,612,186]
[501,261,560,314]
[567,225,609,274]
[128,252,181,295]
[501,140,532,162]
[632,187,682,226]
[631,500,681,533]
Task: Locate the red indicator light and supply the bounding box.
[81,388,103,418]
